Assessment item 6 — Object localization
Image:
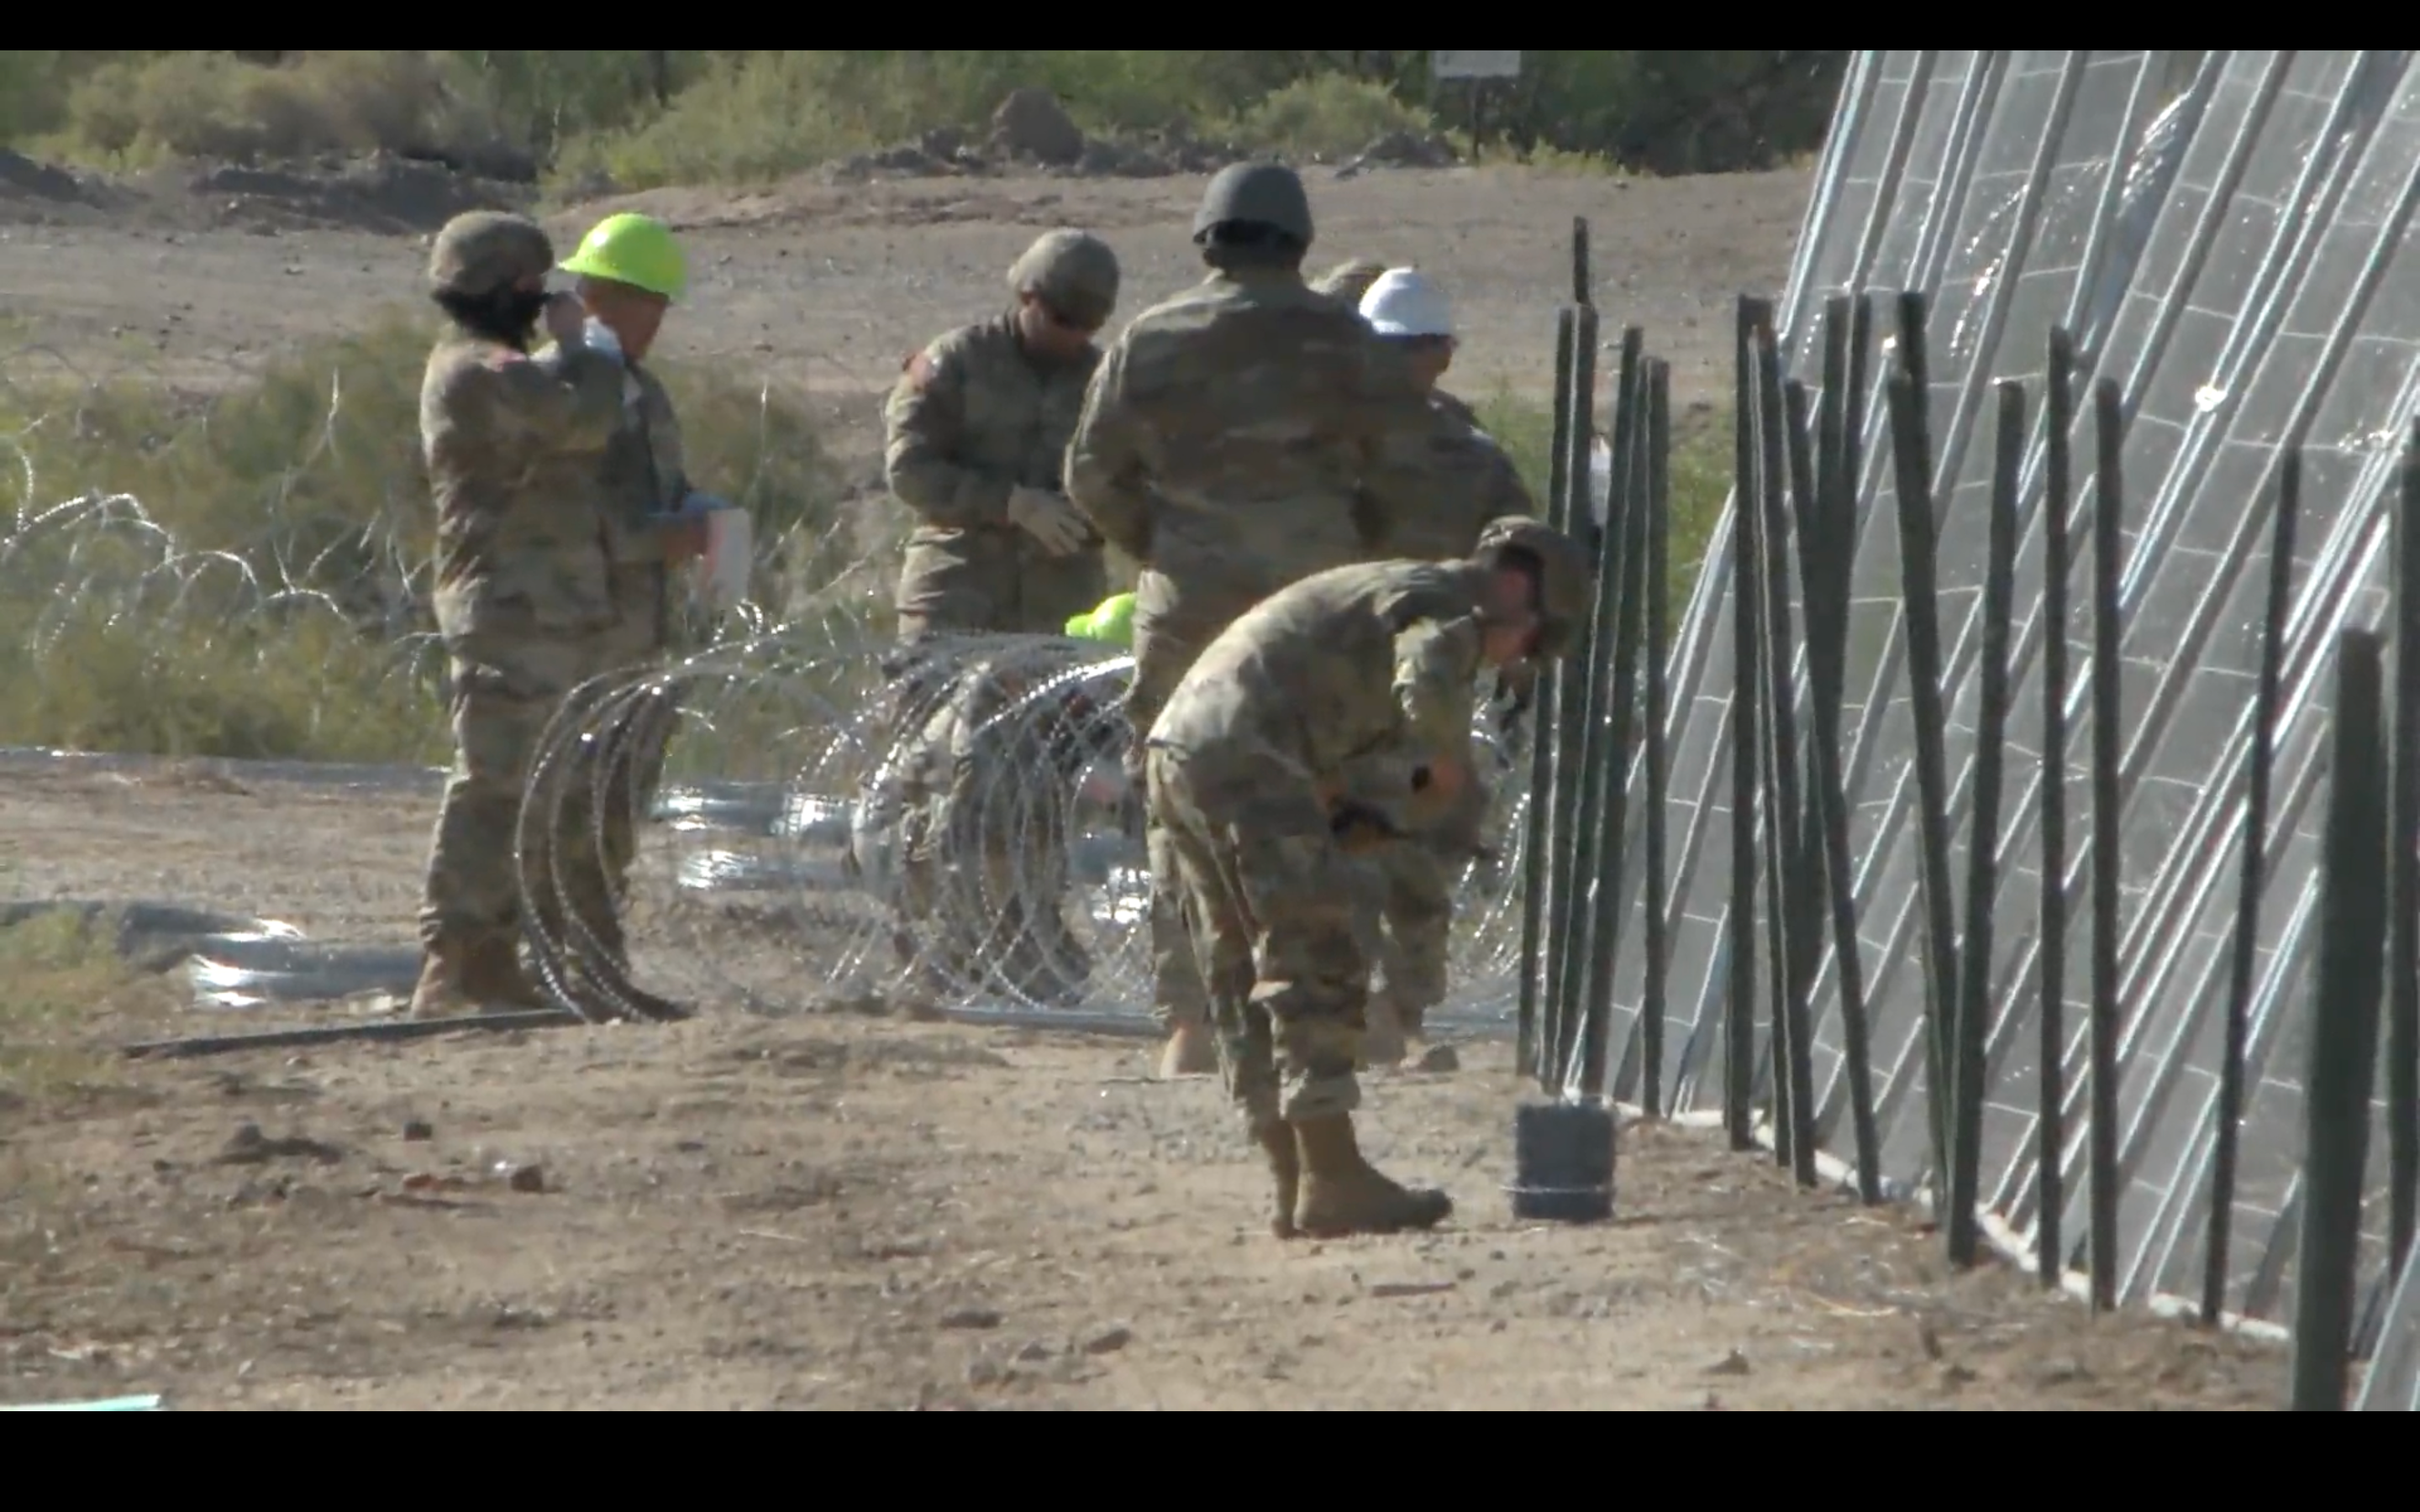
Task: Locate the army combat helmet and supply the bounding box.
[1010,229,1121,329]
[428,211,554,299]
[1473,516,1591,660]
[1192,161,1313,249]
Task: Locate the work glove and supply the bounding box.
[580,316,627,366]
[1006,485,1092,557]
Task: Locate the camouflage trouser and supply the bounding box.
[505,612,673,966]
[1127,594,1256,1035]
[895,539,1106,640]
[891,800,1091,1005]
[418,629,619,958]
[1349,838,1457,1032]
[1144,742,1369,1127]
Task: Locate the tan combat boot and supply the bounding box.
[1254,1121,1302,1240]
[407,946,471,1020]
[1292,1112,1453,1238]
[1157,1018,1218,1079]
[461,937,550,1011]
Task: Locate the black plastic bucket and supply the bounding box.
[1507,1099,1618,1222]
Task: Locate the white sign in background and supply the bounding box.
[1433,51,1523,81]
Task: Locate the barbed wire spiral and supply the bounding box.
[513,624,1544,1031]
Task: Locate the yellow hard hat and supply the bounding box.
[560,213,687,302]
[1065,591,1135,648]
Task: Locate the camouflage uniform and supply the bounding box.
[1065,167,1421,1047]
[524,349,696,984]
[1143,517,1589,1238]
[413,213,629,1014]
[1354,387,1539,1039]
[883,641,1124,1008]
[884,230,1121,641]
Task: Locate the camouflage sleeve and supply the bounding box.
[481,344,624,454]
[1465,419,1538,527]
[623,371,696,559]
[1392,613,1485,757]
[884,336,1013,528]
[1062,338,1155,560]
[1349,346,1433,553]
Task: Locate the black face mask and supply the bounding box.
[435,286,551,349]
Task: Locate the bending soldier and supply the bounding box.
[1144,517,1591,1238]
[411,212,649,1018]
[1064,162,1423,1081]
[1350,266,1541,1063]
[884,229,1123,642]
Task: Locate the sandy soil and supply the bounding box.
[0,759,2287,1410]
[0,164,1805,427]
[0,163,2291,1410]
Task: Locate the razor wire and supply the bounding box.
[511,622,1547,1031]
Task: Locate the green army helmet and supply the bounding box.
[1010,228,1121,329]
[428,211,554,300]
[1473,515,1591,660]
[1191,160,1313,248]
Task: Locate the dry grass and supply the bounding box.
[0,311,846,762]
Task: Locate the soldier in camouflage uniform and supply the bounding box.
[409,211,696,1019]
[1144,517,1591,1238]
[525,213,714,1013]
[1349,267,1540,1063]
[883,229,1123,642]
[1064,162,1425,1082]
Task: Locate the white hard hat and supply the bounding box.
[1358,267,1454,339]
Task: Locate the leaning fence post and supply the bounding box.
[1724,296,1767,1151]
[2391,415,2420,1278]
[2087,376,2125,1315]
[2037,325,2076,1286]
[2205,450,2299,1326]
[2289,628,2391,1410]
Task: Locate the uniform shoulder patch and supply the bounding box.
[903,349,936,391]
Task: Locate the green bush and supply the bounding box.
[0,312,847,763]
[4,50,1843,183]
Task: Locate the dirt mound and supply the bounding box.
[0,149,138,227]
[990,87,1086,166]
[179,154,533,234]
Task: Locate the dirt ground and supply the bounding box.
[0,759,2288,1410]
[0,160,2291,1410]
[0,160,1803,435]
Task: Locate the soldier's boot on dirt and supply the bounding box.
[407,947,468,1020]
[1157,1018,1218,1079]
[461,937,550,1011]
[1357,993,1408,1070]
[1254,1120,1301,1240]
[1291,1113,1454,1238]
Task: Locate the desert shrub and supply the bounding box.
[0,312,845,763]
[1225,74,1438,161]
[45,51,515,169]
[6,50,1843,183]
